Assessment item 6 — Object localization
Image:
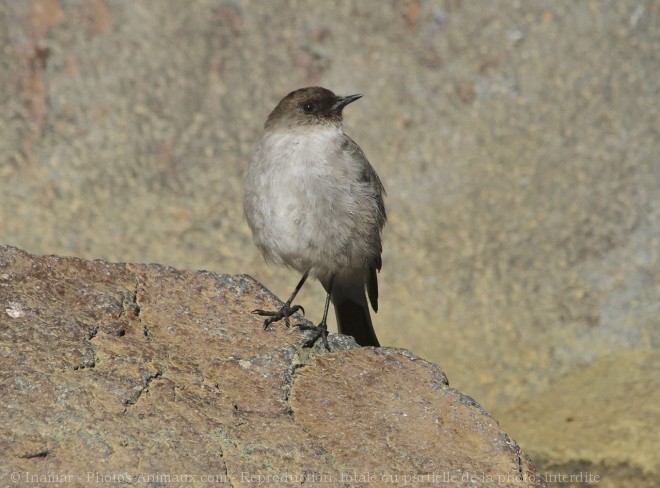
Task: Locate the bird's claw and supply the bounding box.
[298,321,329,351]
[253,304,304,329]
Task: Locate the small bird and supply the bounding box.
[244,87,386,347]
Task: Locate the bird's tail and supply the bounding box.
[324,273,380,347]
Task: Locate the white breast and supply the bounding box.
[245,126,358,274]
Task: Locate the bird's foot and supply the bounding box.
[253,303,305,329]
[299,320,329,351]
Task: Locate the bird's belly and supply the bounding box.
[254,174,357,274]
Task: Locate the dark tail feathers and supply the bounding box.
[324,273,380,347]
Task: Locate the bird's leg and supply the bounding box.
[300,275,333,351]
[253,270,309,329]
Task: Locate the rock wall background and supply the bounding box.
[1,0,658,483]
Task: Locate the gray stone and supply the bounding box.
[0,246,543,487]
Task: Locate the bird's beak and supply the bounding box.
[333,94,362,110]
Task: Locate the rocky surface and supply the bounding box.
[495,349,659,488]
[0,1,658,485]
[0,246,543,487]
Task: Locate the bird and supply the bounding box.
[244,87,386,347]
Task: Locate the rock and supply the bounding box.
[0,246,544,487]
[495,350,660,488]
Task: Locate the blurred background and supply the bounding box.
[1,0,658,484]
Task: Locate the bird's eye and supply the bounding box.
[302,102,314,113]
